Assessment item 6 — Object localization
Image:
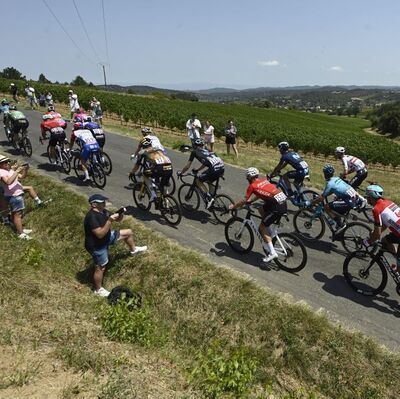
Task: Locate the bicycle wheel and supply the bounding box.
[47,144,57,164]
[225,217,254,254]
[212,194,234,224]
[343,252,387,296]
[61,151,71,174]
[178,183,200,212]
[99,151,112,175]
[91,163,106,189]
[132,183,152,211]
[273,232,307,273]
[164,175,176,196]
[73,156,85,180]
[293,208,325,240]
[160,194,182,226]
[301,189,319,202]
[341,222,371,254]
[21,137,32,157]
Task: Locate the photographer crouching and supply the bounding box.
[84,194,147,297]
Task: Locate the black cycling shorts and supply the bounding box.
[151,164,173,190]
[349,169,368,189]
[198,168,224,183]
[11,118,29,133]
[93,134,105,148]
[49,131,66,147]
[385,232,400,244]
[262,201,287,226]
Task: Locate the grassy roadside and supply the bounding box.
[1,169,400,398]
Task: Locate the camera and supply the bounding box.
[117,207,126,215]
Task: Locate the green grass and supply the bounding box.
[1,169,400,398]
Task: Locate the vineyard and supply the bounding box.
[1,78,400,166]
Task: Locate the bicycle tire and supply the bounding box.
[212,194,235,224]
[99,151,113,175]
[341,222,371,254]
[164,175,176,196]
[343,252,387,296]
[61,151,71,174]
[272,232,307,273]
[178,183,200,212]
[293,208,325,240]
[47,144,58,164]
[91,163,106,189]
[159,194,182,226]
[21,137,32,157]
[224,217,254,254]
[132,183,151,211]
[73,156,85,181]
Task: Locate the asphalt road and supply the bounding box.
[2,109,399,350]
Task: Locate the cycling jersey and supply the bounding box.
[137,149,171,170]
[372,199,400,237]
[322,177,358,201]
[246,178,287,205]
[280,151,308,171]
[341,155,366,174]
[76,121,105,147]
[144,134,165,152]
[189,148,224,171]
[41,117,67,135]
[74,129,98,146]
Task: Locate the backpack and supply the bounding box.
[107,286,142,310]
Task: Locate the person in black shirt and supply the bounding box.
[84,194,147,297]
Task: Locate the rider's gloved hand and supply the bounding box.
[176,171,182,177]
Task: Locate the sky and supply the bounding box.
[2,0,400,90]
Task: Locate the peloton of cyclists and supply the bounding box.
[310,164,366,234]
[178,138,225,209]
[363,184,400,273]
[229,167,288,263]
[270,141,309,199]
[129,138,173,201]
[334,146,368,189]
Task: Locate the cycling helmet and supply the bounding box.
[323,164,335,179]
[140,138,152,148]
[73,115,83,123]
[245,167,259,179]
[365,184,383,199]
[47,105,55,112]
[335,146,345,155]
[73,122,82,130]
[9,105,17,111]
[194,138,205,147]
[84,116,92,122]
[278,141,289,153]
[1,99,9,105]
[141,127,152,135]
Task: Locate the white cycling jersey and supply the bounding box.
[145,134,165,152]
[74,129,97,145]
[342,155,365,174]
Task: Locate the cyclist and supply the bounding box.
[40,111,67,162]
[7,105,29,145]
[74,116,105,149]
[134,127,165,157]
[129,138,172,201]
[311,164,366,233]
[363,184,400,272]
[334,146,368,189]
[70,127,100,182]
[270,141,309,198]
[178,138,224,209]
[45,105,63,119]
[229,167,288,263]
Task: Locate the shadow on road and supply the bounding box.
[300,236,347,256]
[125,205,179,229]
[314,272,400,317]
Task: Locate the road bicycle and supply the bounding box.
[177,172,234,224]
[267,173,319,208]
[225,204,307,273]
[341,178,373,223]
[130,173,182,226]
[5,124,32,157]
[76,140,112,175]
[293,203,371,253]
[72,149,107,189]
[40,132,71,174]
[343,245,400,296]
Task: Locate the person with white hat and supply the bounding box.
[68,90,80,119]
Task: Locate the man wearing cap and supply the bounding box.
[0,155,42,239]
[84,194,147,297]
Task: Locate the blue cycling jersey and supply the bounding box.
[0,104,10,114]
[280,151,308,171]
[322,176,357,200]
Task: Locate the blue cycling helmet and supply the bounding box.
[365,184,383,199]
[323,164,335,179]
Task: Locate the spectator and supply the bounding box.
[0,155,43,239]
[68,90,80,119]
[84,194,148,297]
[38,93,46,107]
[10,83,19,103]
[224,120,239,158]
[90,97,103,127]
[186,113,201,146]
[25,84,38,109]
[203,120,215,152]
[46,92,53,106]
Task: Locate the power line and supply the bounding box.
[101,0,110,65]
[72,0,101,62]
[42,0,95,64]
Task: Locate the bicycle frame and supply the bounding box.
[374,251,400,284]
[179,173,221,203]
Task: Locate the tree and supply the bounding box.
[0,66,26,80]
[38,73,51,84]
[71,75,89,86]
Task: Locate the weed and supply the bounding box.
[0,360,42,389]
[98,371,138,399]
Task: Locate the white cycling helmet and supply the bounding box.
[245,167,259,179]
[335,146,345,155]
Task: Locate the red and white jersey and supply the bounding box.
[372,199,400,237]
[245,178,287,204]
[342,155,365,173]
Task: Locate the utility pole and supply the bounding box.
[98,63,108,88]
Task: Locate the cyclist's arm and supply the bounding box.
[181,160,192,174]
[370,225,383,243]
[270,161,287,177]
[194,164,207,173]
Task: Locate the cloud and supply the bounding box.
[257,60,280,67]
[329,65,344,72]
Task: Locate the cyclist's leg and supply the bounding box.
[159,165,172,194]
[48,133,58,161]
[195,170,212,197]
[349,169,368,190]
[80,145,91,180]
[144,169,157,200]
[325,200,349,227]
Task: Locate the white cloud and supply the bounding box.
[257,60,280,67]
[329,66,344,72]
